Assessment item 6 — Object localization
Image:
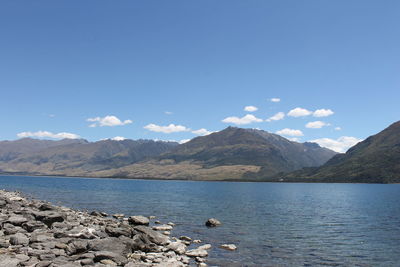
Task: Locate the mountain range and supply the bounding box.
[281,121,400,183]
[0,127,336,180]
[1,121,399,183]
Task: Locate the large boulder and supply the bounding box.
[128,215,149,226]
[88,237,132,255]
[134,225,169,246]
[33,211,65,227]
[105,224,132,238]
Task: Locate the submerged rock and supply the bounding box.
[205,218,221,227]
[220,244,237,251]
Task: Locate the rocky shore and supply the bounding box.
[0,190,214,267]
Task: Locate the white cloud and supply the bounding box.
[313,109,334,117]
[244,106,258,112]
[179,139,191,144]
[192,128,212,136]
[144,123,190,134]
[287,107,312,117]
[270,98,281,102]
[306,121,330,129]
[309,136,363,153]
[288,137,300,142]
[87,115,132,127]
[17,131,80,140]
[335,127,342,131]
[111,136,126,141]
[266,112,285,122]
[222,114,263,125]
[164,111,173,115]
[276,128,304,137]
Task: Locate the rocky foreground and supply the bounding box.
[0,190,216,267]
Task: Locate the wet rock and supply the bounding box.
[112,213,124,219]
[198,244,211,250]
[128,215,150,226]
[167,241,186,254]
[205,218,221,227]
[153,224,173,231]
[185,248,208,257]
[179,236,192,242]
[220,244,237,251]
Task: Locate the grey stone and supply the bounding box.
[105,224,132,237]
[33,211,65,227]
[7,215,28,226]
[128,215,150,226]
[9,232,29,246]
[134,225,169,245]
[0,254,21,267]
[88,237,132,255]
[205,218,221,227]
[94,251,128,265]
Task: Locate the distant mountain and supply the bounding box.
[282,121,400,183]
[0,138,179,176]
[93,127,337,180]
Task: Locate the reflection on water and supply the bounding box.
[0,175,399,266]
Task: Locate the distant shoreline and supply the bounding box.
[0,173,396,184]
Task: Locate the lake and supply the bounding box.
[0,175,399,266]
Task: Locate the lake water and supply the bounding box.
[0,175,399,266]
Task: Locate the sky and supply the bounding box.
[0,1,399,153]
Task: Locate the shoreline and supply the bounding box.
[0,189,215,267]
[0,173,395,185]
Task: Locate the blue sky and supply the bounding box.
[0,1,399,152]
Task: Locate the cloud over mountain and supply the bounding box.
[222,114,263,125]
[87,115,132,127]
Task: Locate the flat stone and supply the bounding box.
[88,237,132,255]
[220,244,237,251]
[198,244,212,250]
[152,224,173,231]
[7,215,28,226]
[185,248,208,257]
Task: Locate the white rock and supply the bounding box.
[198,244,211,250]
[185,248,208,257]
[220,244,237,251]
